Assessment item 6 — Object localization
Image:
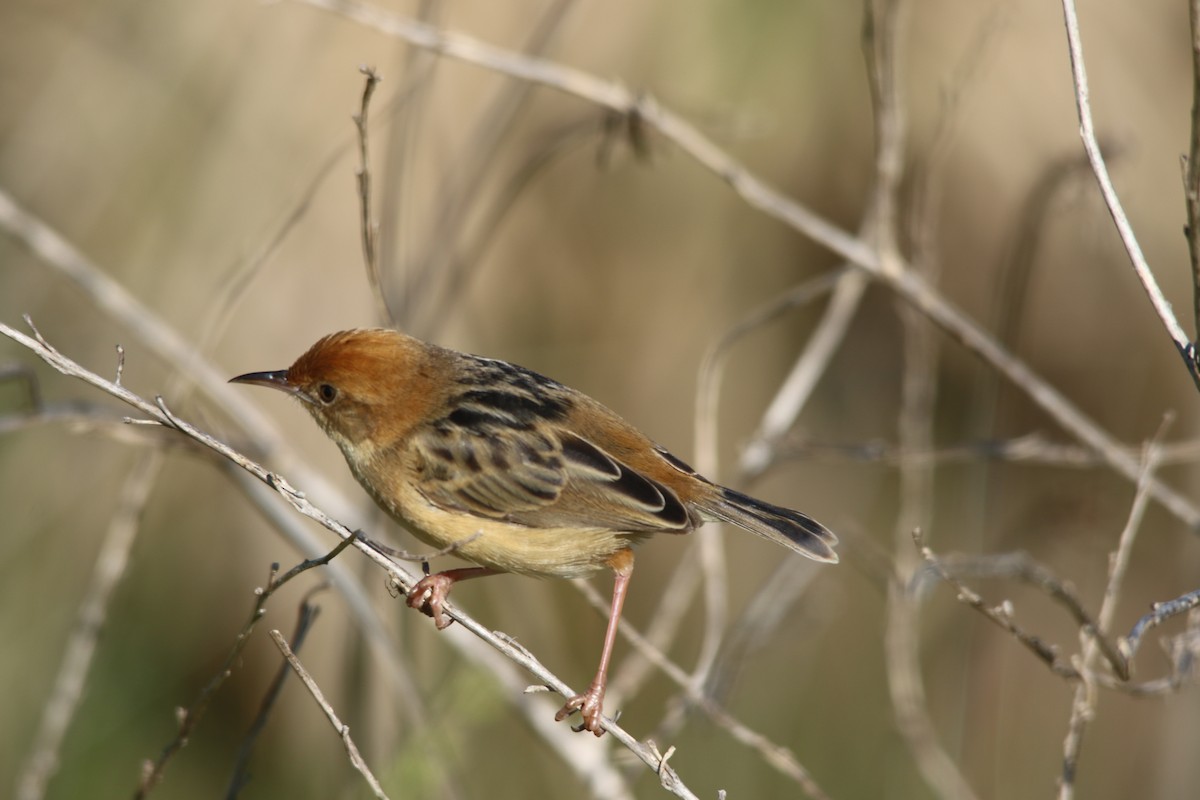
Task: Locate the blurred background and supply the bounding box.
[2,0,1198,797]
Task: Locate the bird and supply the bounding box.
[231,328,837,735]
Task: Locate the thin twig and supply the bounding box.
[736,269,867,480]
[353,65,391,325]
[1057,0,1200,389]
[137,536,359,797]
[697,269,847,479]
[1186,0,1200,341]
[678,275,854,723]
[1098,433,1168,639]
[422,117,600,338]
[269,629,392,799]
[1120,588,1200,665]
[1058,431,1163,799]
[910,549,1126,679]
[195,134,356,362]
[915,532,1080,681]
[226,593,324,798]
[0,191,289,455]
[702,557,824,706]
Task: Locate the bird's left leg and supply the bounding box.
[407,567,497,629]
[555,549,634,736]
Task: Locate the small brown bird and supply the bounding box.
[232,329,837,735]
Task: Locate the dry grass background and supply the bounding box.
[2,0,1199,798]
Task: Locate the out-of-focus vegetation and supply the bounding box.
[2,1,1198,798]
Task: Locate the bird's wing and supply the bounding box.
[408,422,694,534]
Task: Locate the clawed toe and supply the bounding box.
[402,567,495,630]
[555,685,607,736]
[407,574,453,629]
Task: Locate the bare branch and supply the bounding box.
[269,629,392,800]
[137,534,358,797]
[1186,0,1200,341]
[737,269,867,480]
[1057,0,1200,389]
[911,549,1125,679]
[915,532,1081,681]
[0,191,288,453]
[226,594,324,798]
[698,270,847,481]
[353,65,392,325]
[1059,425,1166,799]
[1121,588,1200,664]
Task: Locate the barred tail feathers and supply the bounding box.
[702,488,838,563]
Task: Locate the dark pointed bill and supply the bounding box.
[229,369,309,401]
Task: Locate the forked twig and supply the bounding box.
[136,537,358,797]
[915,532,1080,681]
[226,592,324,798]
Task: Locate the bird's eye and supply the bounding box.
[317,383,338,404]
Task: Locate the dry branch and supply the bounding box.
[1057,0,1200,389]
[137,531,358,796]
[353,65,391,325]
[269,629,391,800]
[226,594,324,797]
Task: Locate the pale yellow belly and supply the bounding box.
[364,472,650,578]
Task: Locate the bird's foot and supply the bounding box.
[555,681,608,737]
[407,573,455,629]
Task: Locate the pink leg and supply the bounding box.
[555,551,634,736]
[407,567,496,629]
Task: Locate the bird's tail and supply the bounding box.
[700,488,838,563]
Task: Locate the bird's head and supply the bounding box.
[230,329,437,452]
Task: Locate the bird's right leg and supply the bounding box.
[407,567,497,629]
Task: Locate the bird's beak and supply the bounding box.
[229,369,308,401]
